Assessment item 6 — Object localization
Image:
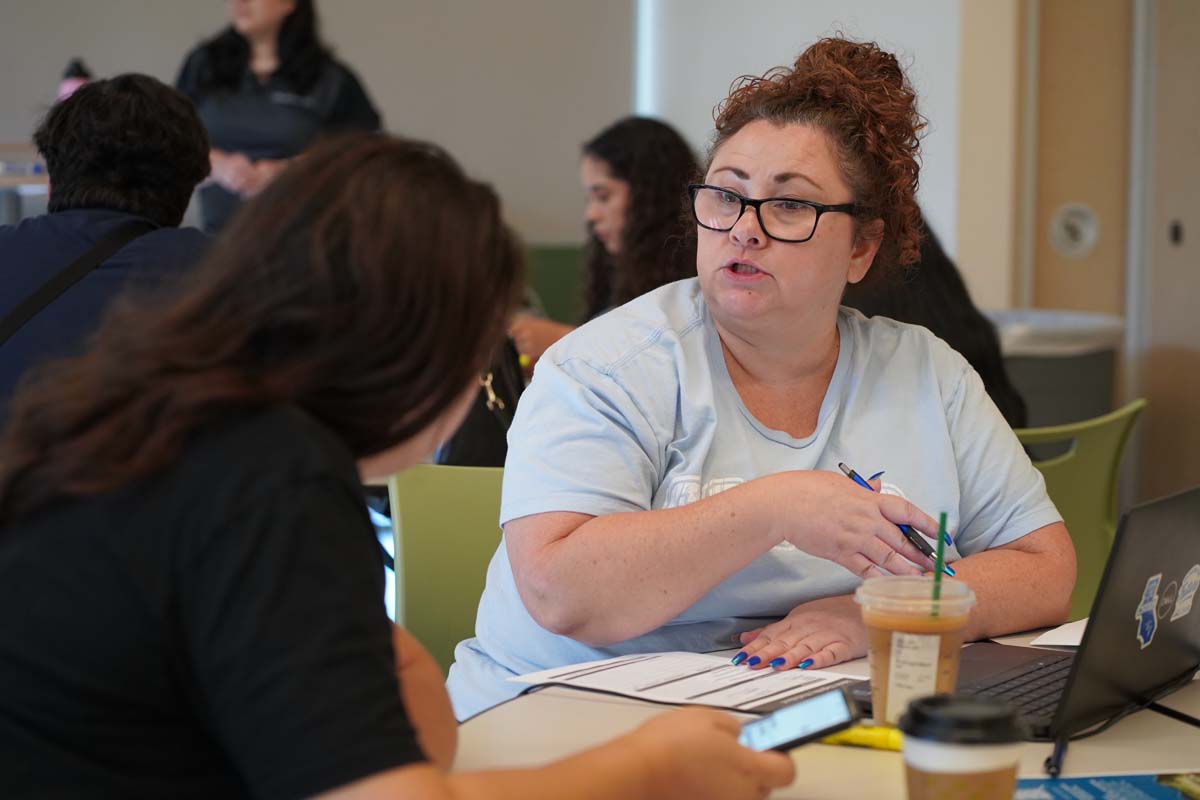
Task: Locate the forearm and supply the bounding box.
[393,626,457,769]
[951,524,1076,640]
[512,480,782,645]
[447,736,654,800]
[320,732,656,800]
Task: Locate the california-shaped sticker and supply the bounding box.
[1136,573,1162,649]
[1171,564,1200,622]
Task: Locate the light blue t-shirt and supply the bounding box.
[446,278,1061,719]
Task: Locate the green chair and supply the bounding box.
[388,464,504,674]
[527,244,585,323]
[1014,398,1147,620]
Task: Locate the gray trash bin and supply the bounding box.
[985,309,1125,428]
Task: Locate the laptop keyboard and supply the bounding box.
[966,653,1075,724]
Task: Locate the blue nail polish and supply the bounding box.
[768,657,785,668]
[943,564,956,577]
[944,532,954,547]
[868,471,885,481]
[797,658,814,670]
[747,655,762,666]
[731,651,747,666]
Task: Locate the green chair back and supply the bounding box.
[387,464,504,674]
[527,244,584,323]
[1014,398,1147,620]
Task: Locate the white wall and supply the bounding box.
[636,0,961,256]
[0,1,635,243]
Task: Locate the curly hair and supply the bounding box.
[34,74,210,228]
[0,134,523,525]
[710,37,926,274]
[581,117,699,320]
[193,0,330,95]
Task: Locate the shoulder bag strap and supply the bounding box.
[0,219,155,347]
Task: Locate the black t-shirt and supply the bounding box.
[0,408,424,798]
[175,47,382,232]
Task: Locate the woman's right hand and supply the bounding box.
[209,149,258,195]
[763,470,939,578]
[624,708,795,800]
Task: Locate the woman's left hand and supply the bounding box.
[733,594,867,671]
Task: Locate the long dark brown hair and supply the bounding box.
[0,133,523,525]
[582,117,699,321]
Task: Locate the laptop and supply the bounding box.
[856,486,1200,740]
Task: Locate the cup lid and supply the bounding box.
[898,695,1025,744]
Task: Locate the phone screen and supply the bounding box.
[737,687,857,751]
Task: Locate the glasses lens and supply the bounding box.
[693,187,743,231]
[761,200,818,241]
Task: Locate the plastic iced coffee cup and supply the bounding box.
[899,695,1024,800]
[854,576,975,725]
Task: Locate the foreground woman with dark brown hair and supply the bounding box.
[0,134,792,799]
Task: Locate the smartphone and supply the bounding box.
[737,686,860,752]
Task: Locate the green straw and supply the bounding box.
[932,512,948,615]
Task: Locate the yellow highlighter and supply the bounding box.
[820,725,903,751]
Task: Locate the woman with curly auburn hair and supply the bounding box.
[508,116,698,365]
[0,134,793,800]
[448,37,1075,719]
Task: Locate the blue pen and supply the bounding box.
[837,462,955,577]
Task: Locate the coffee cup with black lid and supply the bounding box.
[898,695,1025,800]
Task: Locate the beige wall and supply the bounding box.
[0,1,635,243]
[1031,0,1130,314]
[1138,0,1200,500]
[956,0,1021,310]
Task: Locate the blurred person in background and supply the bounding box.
[508,116,699,366]
[176,0,380,232]
[0,74,210,424]
[841,214,1027,427]
[55,58,92,100]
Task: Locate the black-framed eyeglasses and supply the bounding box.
[687,184,861,244]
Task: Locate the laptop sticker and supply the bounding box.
[1159,581,1179,622]
[1170,564,1200,622]
[1136,573,1162,649]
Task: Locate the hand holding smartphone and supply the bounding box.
[737,686,860,752]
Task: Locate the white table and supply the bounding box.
[454,633,1200,798]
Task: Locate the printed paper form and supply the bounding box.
[509,652,863,712]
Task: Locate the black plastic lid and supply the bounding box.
[898,695,1025,744]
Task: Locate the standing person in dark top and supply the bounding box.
[0,134,794,800]
[176,0,381,232]
[841,214,1028,427]
[0,73,210,423]
[508,116,700,366]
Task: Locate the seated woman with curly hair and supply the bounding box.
[448,37,1076,719]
